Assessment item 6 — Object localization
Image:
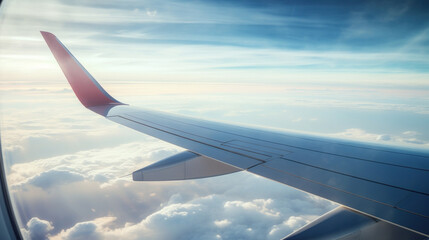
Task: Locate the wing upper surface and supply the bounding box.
[42,32,429,237]
[106,104,429,236]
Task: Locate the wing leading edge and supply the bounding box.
[41,32,429,238]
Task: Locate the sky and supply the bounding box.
[0,0,429,239]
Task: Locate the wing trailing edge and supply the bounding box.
[284,206,427,240]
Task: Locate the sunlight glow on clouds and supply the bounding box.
[0,0,428,239]
[1,80,428,239]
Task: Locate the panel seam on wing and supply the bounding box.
[128,109,429,171]
[110,115,266,166]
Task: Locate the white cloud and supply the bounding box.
[50,216,116,240]
[403,131,419,136]
[13,140,334,239]
[41,185,332,239]
[146,9,157,17]
[1,106,152,164]
[8,140,181,186]
[376,134,391,141]
[21,217,54,240]
[59,222,100,240]
[214,219,231,228]
[3,81,424,240]
[11,117,424,239]
[23,169,85,189]
[1,1,428,239]
[284,215,312,229]
[333,128,429,146]
[268,215,316,239]
[47,192,329,240]
[224,199,280,217]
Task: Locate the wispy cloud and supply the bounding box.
[1,0,429,85]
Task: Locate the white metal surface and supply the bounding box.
[105,104,429,236]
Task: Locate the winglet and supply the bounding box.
[41,31,123,109]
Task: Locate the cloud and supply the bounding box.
[376,134,391,141]
[13,138,334,238]
[146,9,157,17]
[2,0,429,87]
[49,216,116,240]
[24,170,85,189]
[1,107,152,164]
[334,128,381,140]
[21,217,54,240]
[1,1,428,240]
[214,219,231,228]
[224,199,280,217]
[10,140,193,234]
[268,215,315,239]
[60,222,100,240]
[47,191,331,240]
[333,128,429,146]
[3,80,426,240]
[7,140,181,186]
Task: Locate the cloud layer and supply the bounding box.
[9,138,335,239]
[3,82,427,239]
[3,83,427,239]
[1,0,428,239]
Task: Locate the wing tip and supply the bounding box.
[40,31,55,39]
[41,31,125,111]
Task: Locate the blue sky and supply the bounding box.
[0,0,429,239]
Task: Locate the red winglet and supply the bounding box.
[41,31,122,108]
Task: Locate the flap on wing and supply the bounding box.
[133,151,242,181]
[284,206,376,240]
[284,207,427,240]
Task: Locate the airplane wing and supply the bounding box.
[41,31,429,239]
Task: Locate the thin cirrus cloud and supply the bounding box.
[1,0,429,85]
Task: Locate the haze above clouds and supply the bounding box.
[0,0,428,239]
